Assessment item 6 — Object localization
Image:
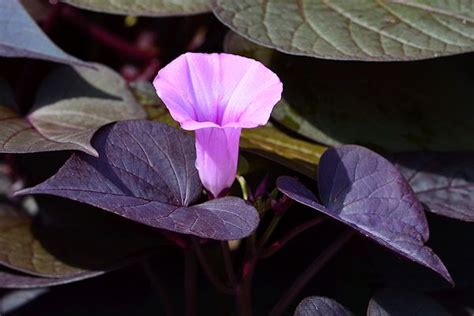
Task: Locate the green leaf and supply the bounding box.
[62,0,211,17]
[0,0,89,67]
[214,0,474,61]
[0,198,163,278]
[225,32,474,151]
[0,63,146,156]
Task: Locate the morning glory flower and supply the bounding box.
[153,53,282,198]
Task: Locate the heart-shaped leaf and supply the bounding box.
[62,0,211,17]
[0,63,146,156]
[294,296,353,316]
[393,152,474,222]
[0,0,89,67]
[277,145,452,284]
[225,32,474,152]
[367,288,450,316]
[214,0,474,61]
[17,120,259,240]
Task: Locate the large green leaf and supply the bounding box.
[62,0,211,17]
[130,80,326,176]
[0,0,89,67]
[214,0,474,61]
[0,64,146,156]
[225,32,474,151]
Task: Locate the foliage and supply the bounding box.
[0,1,473,315]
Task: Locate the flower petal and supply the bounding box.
[153,52,282,129]
[194,127,241,198]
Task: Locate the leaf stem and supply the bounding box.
[140,260,175,316]
[269,229,354,316]
[184,250,198,316]
[190,237,234,295]
[221,241,237,287]
[260,217,327,258]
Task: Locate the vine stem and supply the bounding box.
[140,260,174,316]
[221,241,237,287]
[184,250,198,316]
[269,230,355,316]
[190,237,234,295]
[260,217,327,258]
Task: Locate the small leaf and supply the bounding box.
[17,120,259,240]
[367,288,450,316]
[0,267,103,289]
[0,64,146,155]
[214,0,474,61]
[0,0,89,67]
[62,0,211,17]
[241,125,326,178]
[393,152,474,222]
[294,296,353,316]
[277,145,452,284]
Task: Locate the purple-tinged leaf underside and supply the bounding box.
[17,120,259,240]
[393,152,474,222]
[0,0,90,67]
[0,64,145,155]
[277,145,452,284]
[294,296,353,316]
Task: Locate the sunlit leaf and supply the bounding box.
[0,64,146,156]
[18,120,259,241]
[0,0,89,67]
[367,288,450,316]
[62,0,211,17]
[277,145,452,284]
[214,0,474,61]
[393,152,474,221]
[241,125,326,177]
[294,296,353,316]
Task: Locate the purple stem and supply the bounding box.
[260,217,328,258]
[184,250,198,316]
[269,230,355,316]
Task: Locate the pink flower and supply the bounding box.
[153,53,282,198]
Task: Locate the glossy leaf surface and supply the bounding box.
[18,120,259,240]
[294,296,353,316]
[277,145,452,284]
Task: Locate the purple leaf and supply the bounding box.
[393,152,474,222]
[294,296,353,316]
[17,120,259,240]
[277,145,452,284]
[0,267,103,289]
[367,288,449,316]
[0,0,90,67]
